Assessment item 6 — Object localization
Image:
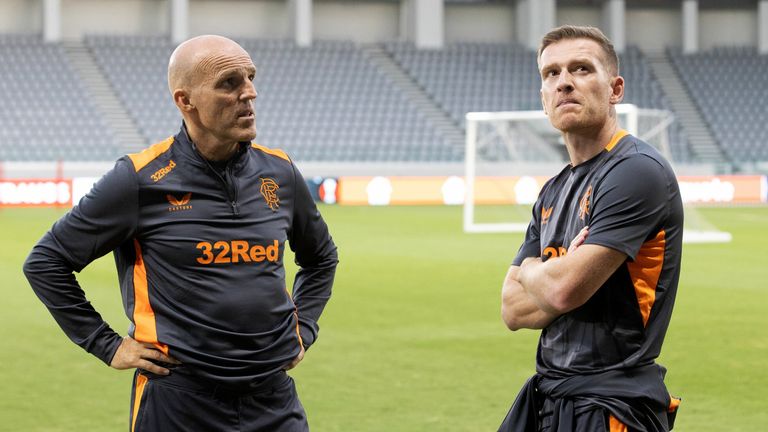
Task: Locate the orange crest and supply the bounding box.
[541,206,553,225]
[578,185,592,220]
[260,177,280,211]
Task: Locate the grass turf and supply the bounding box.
[1,205,766,431]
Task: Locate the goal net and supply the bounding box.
[463,104,732,243]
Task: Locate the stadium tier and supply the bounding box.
[621,45,692,163]
[0,34,119,162]
[668,46,768,163]
[385,42,541,121]
[86,35,457,162]
[385,42,692,163]
[3,33,766,165]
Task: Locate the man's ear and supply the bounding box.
[540,90,547,115]
[173,89,195,112]
[609,76,625,105]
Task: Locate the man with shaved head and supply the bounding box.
[25,35,338,431]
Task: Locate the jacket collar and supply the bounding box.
[174,122,250,170]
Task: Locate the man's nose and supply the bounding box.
[242,81,257,100]
[556,71,574,92]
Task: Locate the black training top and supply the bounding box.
[513,130,683,378]
[24,124,338,386]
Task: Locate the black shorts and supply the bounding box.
[129,368,308,432]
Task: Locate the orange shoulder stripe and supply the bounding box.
[251,143,290,162]
[627,229,666,327]
[128,137,175,172]
[605,129,629,152]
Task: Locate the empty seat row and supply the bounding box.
[669,46,768,162]
[86,35,453,162]
[0,34,121,162]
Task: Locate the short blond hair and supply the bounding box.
[538,25,619,76]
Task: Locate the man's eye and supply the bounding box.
[220,78,237,88]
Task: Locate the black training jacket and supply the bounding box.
[24,125,338,386]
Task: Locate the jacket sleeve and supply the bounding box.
[287,164,338,350]
[22,159,139,365]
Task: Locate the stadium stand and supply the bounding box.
[384,42,692,163]
[621,46,692,163]
[8,33,761,167]
[0,34,119,162]
[86,36,458,162]
[85,36,177,150]
[385,42,541,122]
[668,46,768,163]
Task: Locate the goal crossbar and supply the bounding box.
[463,105,732,244]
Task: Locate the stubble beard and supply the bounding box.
[232,118,257,142]
[552,105,605,134]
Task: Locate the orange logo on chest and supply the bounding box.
[542,206,553,225]
[578,185,592,220]
[260,177,280,211]
[166,192,192,211]
[196,240,279,265]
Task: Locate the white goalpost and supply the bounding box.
[463,104,732,243]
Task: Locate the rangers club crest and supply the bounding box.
[578,185,592,221]
[260,177,280,211]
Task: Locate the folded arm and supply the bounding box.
[501,265,558,330]
[501,225,593,330]
[518,243,627,315]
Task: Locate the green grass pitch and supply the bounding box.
[1,205,766,431]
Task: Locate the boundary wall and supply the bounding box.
[3,174,765,207]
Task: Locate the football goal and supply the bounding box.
[463,104,732,243]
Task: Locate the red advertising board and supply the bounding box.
[0,179,73,207]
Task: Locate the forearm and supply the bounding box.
[517,257,569,315]
[517,245,627,315]
[291,254,338,349]
[501,265,557,330]
[23,241,122,365]
[501,278,557,330]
